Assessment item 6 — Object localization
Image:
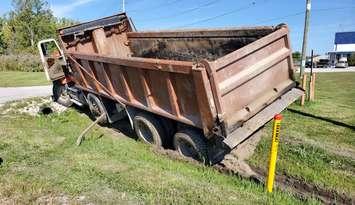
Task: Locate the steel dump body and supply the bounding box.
[59,14,301,149]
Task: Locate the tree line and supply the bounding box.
[0,0,78,54]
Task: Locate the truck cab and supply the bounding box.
[38,39,66,80]
[37,38,74,106]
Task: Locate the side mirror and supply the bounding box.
[37,39,66,81]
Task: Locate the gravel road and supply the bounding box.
[0,85,52,105]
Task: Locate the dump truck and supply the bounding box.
[38,13,303,163]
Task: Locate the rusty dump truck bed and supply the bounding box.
[59,13,302,149]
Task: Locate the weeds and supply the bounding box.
[0,54,42,72]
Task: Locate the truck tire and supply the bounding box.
[87,93,108,125]
[53,82,72,107]
[173,129,208,163]
[133,113,166,147]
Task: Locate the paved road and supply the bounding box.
[296,66,355,73]
[304,67,355,73]
[0,85,52,105]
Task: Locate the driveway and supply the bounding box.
[0,85,52,105]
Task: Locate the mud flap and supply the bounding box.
[223,88,304,149]
[125,106,137,130]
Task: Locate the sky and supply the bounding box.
[0,0,354,54]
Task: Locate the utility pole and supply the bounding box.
[308,49,313,101]
[122,0,125,12]
[300,0,311,78]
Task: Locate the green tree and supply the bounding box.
[56,17,79,29]
[292,51,301,61]
[292,51,301,66]
[0,17,6,54]
[3,0,57,53]
[348,53,355,66]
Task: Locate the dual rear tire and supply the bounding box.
[85,93,209,163]
[133,113,208,163]
[173,130,208,163]
[133,113,167,147]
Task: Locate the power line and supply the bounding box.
[254,12,304,24]
[125,0,145,5]
[128,0,181,13]
[137,0,222,22]
[314,6,355,12]
[122,0,125,12]
[254,6,355,24]
[174,1,260,28]
[291,22,355,38]
[294,21,355,32]
[171,3,354,29]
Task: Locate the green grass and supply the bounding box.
[250,72,355,197]
[0,72,353,204]
[0,104,314,204]
[0,71,50,87]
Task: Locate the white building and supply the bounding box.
[328,31,355,66]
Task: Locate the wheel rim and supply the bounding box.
[89,98,102,117]
[177,138,200,161]
[136,120,154,144]
[58,90,71,103]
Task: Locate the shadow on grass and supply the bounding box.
[109,119,136,139]
[287,108,355,131]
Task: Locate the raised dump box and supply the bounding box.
[43,13,302,162]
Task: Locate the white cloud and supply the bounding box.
[51,0,96,17]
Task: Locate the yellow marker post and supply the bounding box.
[267,114,282,193]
